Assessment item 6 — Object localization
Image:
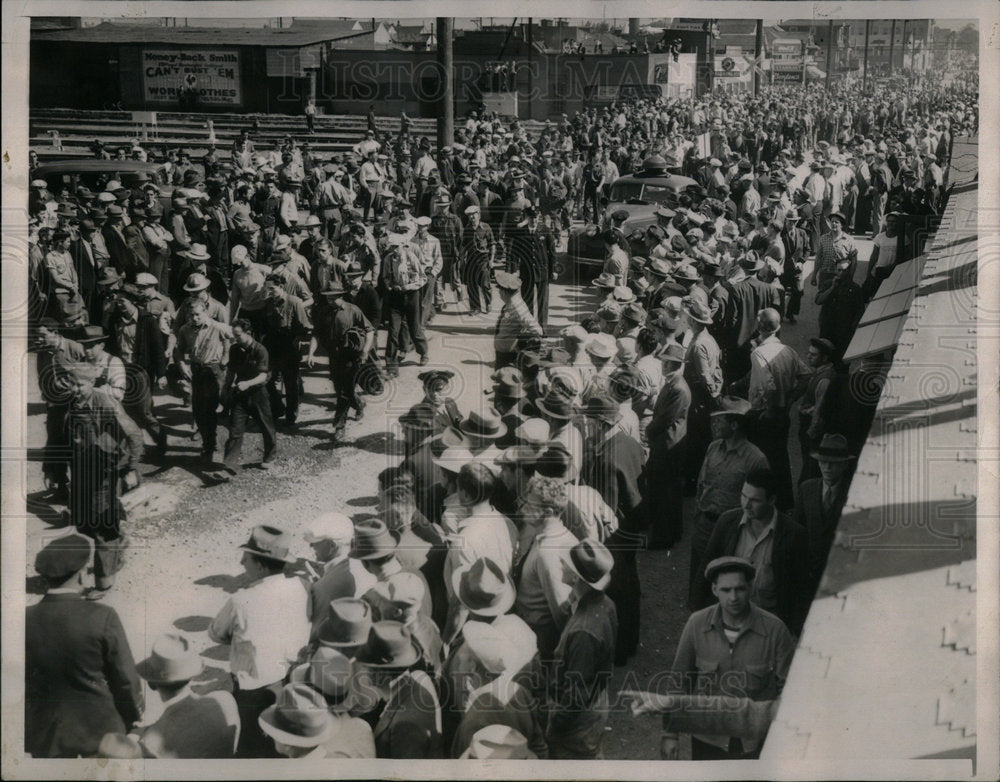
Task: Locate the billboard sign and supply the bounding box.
[143,48,242,105]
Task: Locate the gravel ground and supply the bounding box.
[21,231,872,755]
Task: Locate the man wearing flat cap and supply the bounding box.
[209,525,310,757]
[460,204,496,315]
[26,533,144,758]
[660,555,793,760]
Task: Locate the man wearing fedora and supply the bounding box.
[546,538,618,759]
[287,647,376,757]
[494,270,543,369]
[794,433,855,593]
[682,296,723,491]
[258,683,336,758]
[643,341,691,550]
[813,210,858,293]
[357,621,444,758]
[302,514,376,642]
[306,281,373,439]
[209,525,310,757]
[817,255,865,359]
[661,556,793,760]
[352,519,434,623]
[449,631,544,758]
[100,633,240,758]
[26,533,144,758]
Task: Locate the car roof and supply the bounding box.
[612,172,698,189]
[31,160,165,176]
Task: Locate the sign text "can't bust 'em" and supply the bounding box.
[142,49,242,105]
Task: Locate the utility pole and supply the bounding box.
[527,18,533,120]
[753,18,763,96]
[862,19,870,92]
[824,19,834,92]
[436,17,454,149]
[888,19,896,75]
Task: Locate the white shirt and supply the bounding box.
[209,573,311,690]
[443,506,517,605]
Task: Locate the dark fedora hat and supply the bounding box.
[811,433,854,463]
[536,389,578,421]
[76,324,108,345]
[354,621,421,669]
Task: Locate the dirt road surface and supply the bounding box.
[20,233,873,757]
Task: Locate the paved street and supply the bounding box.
[22,231,872,755]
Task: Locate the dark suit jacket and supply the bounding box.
[794,477,849,590]
[102,223,136,277]
[581,431,644,532]
[109,310,167,382]
[700,507,810,635]
[372,669,443,758]
[26,592,143,758]
[70,238,101,315]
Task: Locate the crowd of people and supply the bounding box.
[25,67,977,762]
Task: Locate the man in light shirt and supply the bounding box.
[209,525,311,758]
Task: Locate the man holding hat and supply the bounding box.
[100,633,240,758]
[794,433,855,593]
[661,555,793,760]
[546,538,618,759]
[209,524,310,757]
[26,533,144,758]
[306,278,373,439]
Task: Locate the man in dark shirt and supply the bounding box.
[547,538,618,759]
[221,318,276,475]
[307,283,375,440]
[26,534,144,758]
[261,275,311,426]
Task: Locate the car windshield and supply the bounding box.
[609,182,674,206]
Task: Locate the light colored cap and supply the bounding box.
[303,512,355,544]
